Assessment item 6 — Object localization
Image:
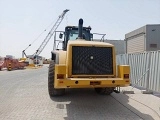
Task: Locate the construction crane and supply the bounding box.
[22,9,69,58]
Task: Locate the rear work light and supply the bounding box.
[124,74,129,79]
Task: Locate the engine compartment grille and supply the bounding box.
[72,46,113,75]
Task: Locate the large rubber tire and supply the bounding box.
[95,87,115,95]
[48,60,65,97]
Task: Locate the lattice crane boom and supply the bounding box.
[33,9,69,57]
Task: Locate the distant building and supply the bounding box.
[93,39,126,55]
[125,24,160,53]
[6,55,15,59]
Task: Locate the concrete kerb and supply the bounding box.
[141,90,153,94]
[122,90,135,94]
[121,86,156,95]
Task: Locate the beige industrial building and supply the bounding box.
[125,24,160,53]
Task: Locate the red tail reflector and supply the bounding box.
[124,74,129,79]
[57,74,64,79]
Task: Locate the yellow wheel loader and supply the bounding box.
[48,18,130,97]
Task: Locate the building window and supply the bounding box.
[150,44,157,48]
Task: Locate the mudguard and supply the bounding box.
[51,50,66,64]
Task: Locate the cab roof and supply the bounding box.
[65,26,91,30]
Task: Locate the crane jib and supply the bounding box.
[33,9,69,57]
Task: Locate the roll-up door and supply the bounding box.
[127,34,145,53]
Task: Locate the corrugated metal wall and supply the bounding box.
[116,51,160,92]
[148,51,160,92]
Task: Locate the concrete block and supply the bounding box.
[122,90,134,94]
[141,90,153,94]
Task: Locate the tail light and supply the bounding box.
[124,74,129,79]
[57,74,64,79]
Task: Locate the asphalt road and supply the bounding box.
[0,65,155,120]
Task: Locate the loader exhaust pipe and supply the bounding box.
[78,18,83,39]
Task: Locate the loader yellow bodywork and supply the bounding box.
[48,18,130,97]
[53,40,130,89]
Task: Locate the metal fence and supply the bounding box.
[116,51,160,92]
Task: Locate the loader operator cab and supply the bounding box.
[65,26,92,40]
[61,26,92,50]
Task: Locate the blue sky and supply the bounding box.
[0,0,160,58]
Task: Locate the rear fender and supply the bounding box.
[51,51,59,64]
[51,50,66,64]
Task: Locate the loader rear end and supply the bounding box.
[48,18,130,97]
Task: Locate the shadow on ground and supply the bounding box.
[50,88,154,120]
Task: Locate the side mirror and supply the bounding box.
[59,33,63,39]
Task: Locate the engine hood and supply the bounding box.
[67,39,114,47]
